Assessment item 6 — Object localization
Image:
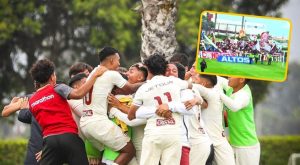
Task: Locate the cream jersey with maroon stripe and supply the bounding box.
[132,75,188,136]
[193,84,228,146]
[80,70,127,127]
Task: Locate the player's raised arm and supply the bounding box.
[220,92,250,112]
[68,66,107,99]
[2,97,29,117]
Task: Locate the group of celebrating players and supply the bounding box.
[2,46,260,165]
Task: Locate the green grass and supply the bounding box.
[197,58,287,81]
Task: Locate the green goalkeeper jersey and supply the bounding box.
[226,85,259,147]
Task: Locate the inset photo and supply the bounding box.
[196,11,292,82]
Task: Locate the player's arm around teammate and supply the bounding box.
[68,65,107,99]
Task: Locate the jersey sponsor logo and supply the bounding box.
[156,118,175,126]
[82,110,93,117]
[31,94,54,107]
[217,56,250,64]
[145,80,174,92]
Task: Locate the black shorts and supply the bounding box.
[40,133,88,165]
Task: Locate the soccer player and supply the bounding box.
[28,59,107,165]
[200,59,207,72]
[220,77,260,165]
[128,54,191,165]
[172,64,214,165]
[69,62,93,78]
[192,74,235,165]
[2,96,42,165]
[68,73,88,129]
[170,52,190,72]
[68,64,104,165]
[137,62,214,165]
[80,47,142,165]
[185,61,197,81]
[104,63,148,165]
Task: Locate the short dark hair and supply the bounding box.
[98,46,119,62]
[199,74,217,86]
[170,53,189,67]
[174,62,186,80]
[143,54,168,76]
[30,59,55,84]
[244,79,251,84]
[68,73,87,87]
[131,63,148,81]
[69,62,93,78]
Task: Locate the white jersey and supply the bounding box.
[80,70,127,127]
[133,75,188,136]
[180,88,211,146]
[193,84,227,146]
[68,99,84,127]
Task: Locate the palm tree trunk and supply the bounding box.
[140,0,178,61]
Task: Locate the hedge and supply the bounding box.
[0,136,300,165]
[260,136,300,165]
[0,139,27,165]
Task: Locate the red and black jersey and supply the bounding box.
[29,84,77,137]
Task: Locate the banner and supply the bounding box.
[217,56,250,64]
[199,51,234,59]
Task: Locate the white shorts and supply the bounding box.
[213,141,235,165]
[132,125,144,164]
[140,134,182,165]
[81,120,130,151]
[232,143,260,165]
[190,142,212,165]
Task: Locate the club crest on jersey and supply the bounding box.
[156,118,175,126]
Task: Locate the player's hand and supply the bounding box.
[184,99,197,110]
[35,150,42,162]
[10,97,20,104]
[107,93,121,108]
[19,97,29,109]
[93,66,108,77]
[156,109,172,118]
[156,104,172,118]
[157,104,169,112]
[162,110,173,119]
[185,71,192,80]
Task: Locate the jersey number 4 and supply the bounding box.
[154,92,172,105]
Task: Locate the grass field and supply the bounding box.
[197,58,287,82]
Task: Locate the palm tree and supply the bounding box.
[139,0,178,61]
